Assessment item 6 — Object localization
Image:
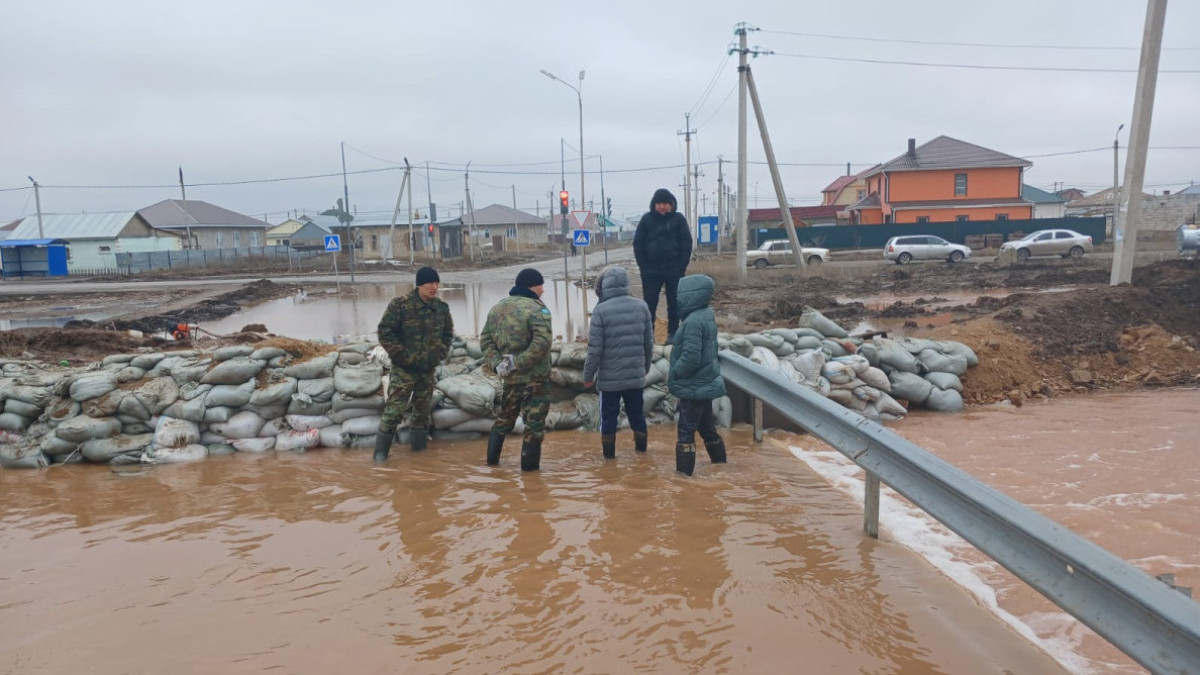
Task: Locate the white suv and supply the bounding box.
[883,235,972,264]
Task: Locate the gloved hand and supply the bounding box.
[495,354,515,377]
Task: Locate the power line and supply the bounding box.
[688,51,733,118]
[770,51,1200,74]
[759,29,1200,51]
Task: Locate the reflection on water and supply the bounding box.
[200,280,593,341]
[0,426,1063,673]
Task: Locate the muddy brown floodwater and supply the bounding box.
[0,426,1065,674]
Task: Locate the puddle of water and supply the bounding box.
[0,314,113,331]
[200,280,594,342]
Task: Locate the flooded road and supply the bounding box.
[0,426,1064,674]
[784,387,1200,674]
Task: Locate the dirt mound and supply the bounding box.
[0,328,170,364]
[63,279,297,335]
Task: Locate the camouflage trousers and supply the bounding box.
[379,368,437,433]
[492,380,550,443]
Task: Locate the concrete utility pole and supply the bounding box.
[386,162,411,263]
[27,177,44,239]
[717,156,724,255]
[599,154,609,265]
[340,142,356,283]
[512,184,520,255]
[678,113,695,236]
[1111,124,1124,237]
[733,25,752,278]
[745,52,805,270]
[177,167,193,248]
[1111,0,1167,286]
[464,163,478,263]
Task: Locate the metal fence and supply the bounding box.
[113,246,322,274]
[718,351,1200,674]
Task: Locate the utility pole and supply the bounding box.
[340,142,356,283]
[386,162,411,263]
[512,184,521,255]
[693,164,703,224]
[26,177,44,239]
[733,25,751,278]
[599,154,609,265]
[464,163,477,263]
[1112,124,1124,237]
[177,167,193,248]
[717,156,724,254]
[743,40,805,270]
[1111,0,1167,286]
[678,113,695,236]
[406,159,414,265]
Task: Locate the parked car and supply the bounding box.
[999,229,1093,262]
[748,239,830,269]
[883,235,972,264]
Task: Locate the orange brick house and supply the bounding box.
[848,136,1033,225]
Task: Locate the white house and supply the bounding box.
[4,212,181,272]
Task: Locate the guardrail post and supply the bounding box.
[752,397,763,442]
[864,471,880,538]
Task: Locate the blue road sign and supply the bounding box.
[572,229,591,246]
[324,234,341,252]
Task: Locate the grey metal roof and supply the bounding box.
[848,192,881,210]
[865,136,1032,176]
[1021,184,1068,204]
[138,199,269,229]
[6,211,143,240]
[460,204,545,227]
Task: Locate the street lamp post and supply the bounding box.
[541,69,585,213]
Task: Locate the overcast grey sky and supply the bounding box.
[2,0,1197,226]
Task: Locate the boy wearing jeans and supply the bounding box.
[667,274,726,476]
[583,266,655,459]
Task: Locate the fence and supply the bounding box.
[113,246,322,274]
[754,217,1107,250]
[718,351,1200,673]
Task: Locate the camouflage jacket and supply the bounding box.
[377,289,454,373]
[481,292,552,384]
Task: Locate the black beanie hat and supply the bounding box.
[515,268,544,288]
[415,266,440,286]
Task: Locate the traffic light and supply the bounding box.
[427,224,434,235]
[559,190,569,215]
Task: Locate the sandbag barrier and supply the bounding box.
[0,307,976,469]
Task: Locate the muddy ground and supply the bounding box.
[3,254,1199,406]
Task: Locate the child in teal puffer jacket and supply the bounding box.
[667,274,726,476]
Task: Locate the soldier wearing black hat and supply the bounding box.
[374,266,454,463]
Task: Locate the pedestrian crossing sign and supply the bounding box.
[324,234,341,252]
[573,229,591,246]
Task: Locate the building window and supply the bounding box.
[98,245,112,253]
[507,227,516,238]
[215,232,223,248]
[371,234,378,250]
[956,215,970,222]
[233,232,241,248]
[916,216,930,223]
[996,214,1009,221]
[251,232,260,246]
[954,173,968,196]
[856,189,865,200]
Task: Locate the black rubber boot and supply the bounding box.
[409,428,427,452]
[373,431,392,464]
[675,443,696,476]
[633,431,648,453]
[520,438,542,472]
[601,434,616,459]
[486,430,505,466]
[704,438,727,464]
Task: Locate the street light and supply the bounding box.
[541,68,585,211]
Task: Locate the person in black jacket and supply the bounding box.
[633,188,692,342]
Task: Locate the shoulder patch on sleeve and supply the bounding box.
[540,308,551,315]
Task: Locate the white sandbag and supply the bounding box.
[340,352,366,366]
[327,407,379,424]
[873,392,908,418]
[145,444,208,463]
[794,335,823,352]
[250,346,287,361]
[713,396,732,429]
[128,353,165,370]
[749,346,781,373]
[888,371,933,406]
[333,361,384,398]
[170,362,212,385]
[209,411,266,439]
[282,352,339,380]
[642,385,669,413]
[44,398,81,428]
[545,400,584,431]
[798,306,848,338]
[178,382,212,401]
[857,343,879,367]
[550,367,587,389]
[858,367,891,392]
[161,395,206,423]
[925,372,963,392]
[288,394,332,416]
[852,385,882,402]
[937,340,979,367]
[435,363,472,381]
[436,372,498,417]
[873,337,921,374]
[790,349,828,384]
[248,379,298,408]
[115,366,146,383]
[297,377,336,403]
[331,391,384,413]
[39,434,80,458]
[203,406,235,424]
[205,380,257,408]
[230,436,276,453]
[213,345,255,361]
[745,333,785,350]
[207,443,237,456]
[821,361,856,385]
[199,431,226,445]
[339,432,377,448]
[449,417,497,433]
[69,372,119,402]
[81,434,154,463]
[574,394,601,431]
[82,389,126,418]
[725,336,753,357]
[0,439,48,469]
[4,398,41,419]
[153,416,201,448]
[925,387,964,413]
[286,414,334,431]
[116,392,151,421]
[896,337,939,355]
[917,349,969,376]
[319,424,345,448]
[826,388,855,408]
[431,407,476,430]
[275,428,320,452]
[102,353,136,366]
[777,360,803,386]
[763,328,799,344]
[341,415,382,436]
[821,339,852,358]
[55,415,121,443]
[644,359,670,387]
[121,421,154,436]
[556,342,589,369]
[832,354,870,374]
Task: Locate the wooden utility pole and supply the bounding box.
[1111,0,1167,285]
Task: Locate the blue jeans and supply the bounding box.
[676,398,721,445]
[599,388,647,435]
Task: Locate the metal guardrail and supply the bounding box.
[719,351,1200,674]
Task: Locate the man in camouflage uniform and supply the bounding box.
[481,268,552,471]
[374,266,454,463]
